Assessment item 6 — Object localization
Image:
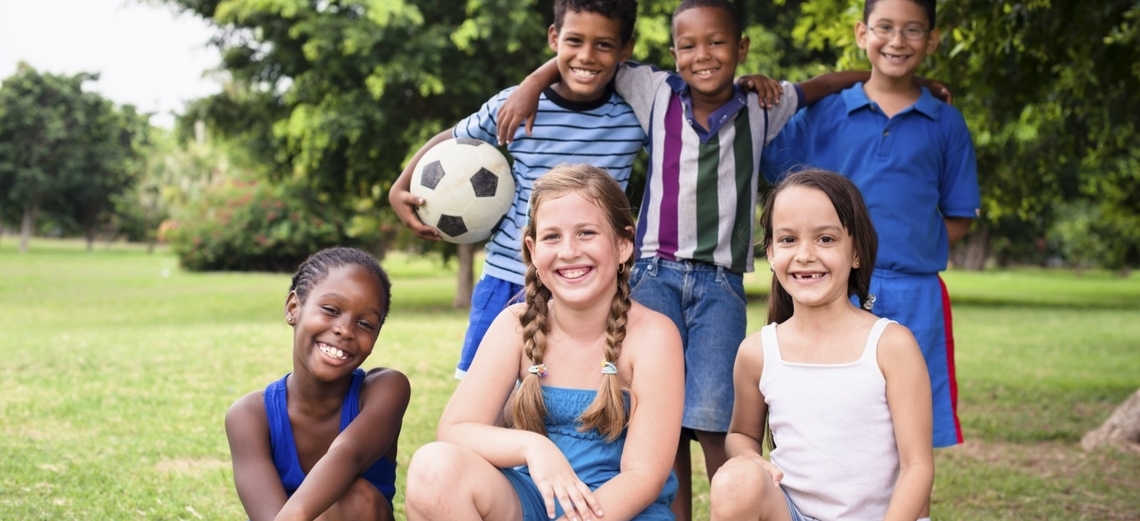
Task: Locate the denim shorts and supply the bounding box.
[455,274,524,379]
[629,256,747,433]
[783,488,820,521]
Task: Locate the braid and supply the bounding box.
[578,262,632,441]
[511,262,551,436]
[290,247,392,325]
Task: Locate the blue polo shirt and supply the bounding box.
[761,83,980,275]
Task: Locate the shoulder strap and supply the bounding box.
[863,318,895,360]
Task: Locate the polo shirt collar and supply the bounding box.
[667,72,749,138]
[842,82,941,120]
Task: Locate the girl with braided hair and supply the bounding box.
[406,164,684,521]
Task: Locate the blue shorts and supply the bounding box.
[856,269,962,447]
[782,489,819,521]
[629,256,747,433]
[456,274,524,379]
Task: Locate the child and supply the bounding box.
[497,1,870,517]
[709,169,934,521]
[224,247,411,521]
[761,0,978,472]
[388,0,646,380]
[403,164,684,521]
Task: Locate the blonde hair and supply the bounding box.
[511,164,636,441]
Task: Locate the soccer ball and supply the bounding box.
[410,138,515,244]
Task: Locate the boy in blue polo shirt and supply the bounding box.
[761,1,979,516]
[389,0,646,379]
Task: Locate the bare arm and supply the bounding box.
[496,58,560,144]
[797,70,871,106]
[275,369,411,521]
[878,325,935,521]
[944,217,973,246]
[387,129,455,241]
[582,306,685,520]
[438,307,601,521]
[724,333,768,461]
[226,392,290,521]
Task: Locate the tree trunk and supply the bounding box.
[86,226,96,252]
[961,223,990,271]
[1081,388,1140,455]
[19,203,37,254]
[452,242,477,309]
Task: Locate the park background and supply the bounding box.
[1,0,1138,519]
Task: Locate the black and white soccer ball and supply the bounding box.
[410,138,515,244]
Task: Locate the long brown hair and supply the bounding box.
[512,164,636,441]
[759,169,878,324]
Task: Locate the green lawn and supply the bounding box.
[1,239,1138,519]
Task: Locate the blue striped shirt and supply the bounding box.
[454,84,647,285]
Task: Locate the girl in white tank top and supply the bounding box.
[709,169,934,521]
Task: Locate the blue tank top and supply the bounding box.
[264,369,397,503]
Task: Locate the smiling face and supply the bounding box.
[766,185,861,311]
[525,191,633,308]
[856,0,939,81]
[548,9,632,103]
[670,6,749,105]
[286,264,388,380]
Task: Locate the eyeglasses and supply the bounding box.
[867,24,930,41]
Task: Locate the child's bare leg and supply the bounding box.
[695,429,729,479]
[670,437,692,521]
[405,441,524,520]
[314,478,392,521]
[710,457,790,521]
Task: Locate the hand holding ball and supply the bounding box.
[410,138,515,244]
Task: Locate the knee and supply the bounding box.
[710,457,770,515]
[334,478,390,521]
[405,442,464,508]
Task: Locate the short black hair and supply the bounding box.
[553,0,639,45]
[290,247,393,327]
[674,0,743,39]
[864,0,936,27]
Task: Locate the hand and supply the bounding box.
[916,76,953,105]
[388,185,441,241]
[496,83,543,145]
[736,74,784,109]
[527,445,603,521]
[753,455,785,487]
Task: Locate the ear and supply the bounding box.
[619,226,635,265]
[669,46,678,71]
[855,21,869,50]
[524,235,537,263]
[548,24,559,52]
[620,39,634,65]
[285,291,300,325]
[737,35,751,62]
[925,27,941,55]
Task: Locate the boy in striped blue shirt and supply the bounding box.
[389,0,646,379]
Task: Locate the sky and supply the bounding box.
[0,0,223,128]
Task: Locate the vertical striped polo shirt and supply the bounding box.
[615,63,801,273]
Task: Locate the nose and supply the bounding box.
[558,237,581,259]
[579,45,596,64]
[793,241,816,263]
[332,316,354,338]
[888,28,907,45]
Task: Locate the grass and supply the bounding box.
[1,238,1138,520]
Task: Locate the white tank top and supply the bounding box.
[759,318,899,520]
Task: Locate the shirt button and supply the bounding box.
[883,130,890,136]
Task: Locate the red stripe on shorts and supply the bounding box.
[939,275,964,444]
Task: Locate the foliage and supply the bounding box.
[165,176,352,271]
[0,63,145,250]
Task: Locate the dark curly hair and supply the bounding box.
[554,0,639,45]
[289,247,393,328]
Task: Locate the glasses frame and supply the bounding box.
[866,24,931,41]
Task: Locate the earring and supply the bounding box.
[286,314,294,325]
[618,263,625,274]
[769,265,775,273]
[853,261,861,269]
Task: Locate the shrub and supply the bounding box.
[165,178,351,272]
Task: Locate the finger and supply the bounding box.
[543,487,557,520]
[558,485,593,521]
[575,481,603,519]
[525,113,536,137]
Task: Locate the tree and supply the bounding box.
[0,64,90,252]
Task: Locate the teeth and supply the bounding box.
[319,344,347,360]
[571,68,598,78]
[793,273,824,280]
[561,268,588,279]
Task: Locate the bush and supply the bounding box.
[165,178,351,272]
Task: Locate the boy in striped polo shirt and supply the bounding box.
[499,1,870,518]
[389,0,646,379]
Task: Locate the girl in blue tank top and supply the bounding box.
[224,247,410,521]
[404,164,685,521]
